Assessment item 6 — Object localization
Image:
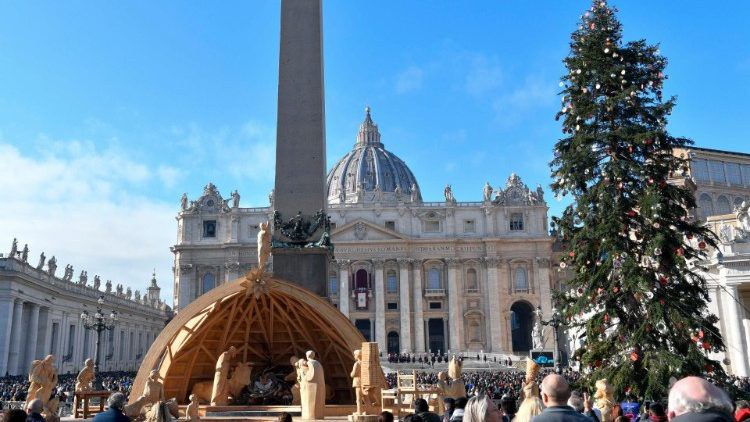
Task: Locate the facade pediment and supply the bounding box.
[332,219,408,241]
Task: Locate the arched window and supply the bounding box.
[734,197,744,211]
[699,194,714,219]
[329,274,338,295]
[466,268,478,292]
[515,268,528,292]
[386,270,398,293]
[427,268,441,290]
[202,273,215,294]
[716,196,731,215]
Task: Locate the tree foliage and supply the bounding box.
[550,0,726,400]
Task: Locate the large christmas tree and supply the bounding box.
[550,1,726,399]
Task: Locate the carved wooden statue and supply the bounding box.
[186,394,200,422]
[25,355,58,409]
[301,350,325,420]
[594,379,615,422]
[75,359,95,392]
[284,356,302,405]
[211,346,238,406]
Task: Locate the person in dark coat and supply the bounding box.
[530,374,591,422]
[667,377,733,422]
[415,398,442,422]
[93,393,131,422]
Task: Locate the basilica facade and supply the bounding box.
[173,108,559,356]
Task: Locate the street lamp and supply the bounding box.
[541,306,565,373]
[80,295,118,377]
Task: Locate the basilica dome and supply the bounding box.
[326,107,422,204]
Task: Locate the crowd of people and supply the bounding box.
[0,371,136,404]
[386,354,514,367]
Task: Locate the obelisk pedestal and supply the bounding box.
[272,0,329,297]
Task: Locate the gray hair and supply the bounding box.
[108,392,127,411]
[464,395,493,422]
[668,383,733,416]
[27,398,44,414]
[568,396,584,413]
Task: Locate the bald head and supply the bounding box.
[27,398,44,414]
[541,374,571,406]
[668,376,732,421]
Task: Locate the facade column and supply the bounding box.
[374,260,386,353]
[723,284,749,376]
[497,260,512,351]
[7,300,24,375]
[27,303,41,369]
[447,259,463,352]
[484,258,502,353]
[337,260,351,319]
[536,258,553,348]
[412,261,425,352]
[0,298,17,375]
[443,318,449,354]
[397,259,412,352]
[176,264,194,311]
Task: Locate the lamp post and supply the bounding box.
[80,295,118,376]
[541,306,564,373]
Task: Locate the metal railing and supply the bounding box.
[424,289,445,297]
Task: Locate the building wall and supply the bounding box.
[0,257,170,375]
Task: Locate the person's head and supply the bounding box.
[414,398,430,413]
[464,395,501,422]
[149,369,159,381]
[26,399,43,415]
[3,409,27,422]
[455,397,469,410]
[306,350,316,360]
[444,397,456,412]
[568,396,584,413]
[229,346,238,357]
[379,411,395,422]
[353,349,361,360]
[737,401,750,410]
[278,412,293,422]
[667,376,733,421]
[189,394,197,403]
[615,417,629,422]
[500,396,517,417]
[44,355,55,364]
[85,358,93,368]
[650,402,666,417]
[107,392,127,412]
[540,374,571,407]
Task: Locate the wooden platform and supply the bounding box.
[189,404,357,420]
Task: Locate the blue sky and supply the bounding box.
[1,1,748,303]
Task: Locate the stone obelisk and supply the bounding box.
[272,0,328,296]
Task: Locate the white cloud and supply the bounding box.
[0,140,176,303]
[175,121,276,184]
[493,76,556,125]
[157,165,183,189]
[464,55,503,96]
[395,66,424,94]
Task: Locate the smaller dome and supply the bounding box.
[326,107,422,204]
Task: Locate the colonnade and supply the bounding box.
[0,296,163,376]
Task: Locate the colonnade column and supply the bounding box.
[8,300,24,375]
[412,261,425,352]
[484,257,502,353]
[27,303,41,367]
[397,259,412,352]
[724,284,749,376]
[374,260,386,352]
[337,260,351,319]
[0,298,16,375]
[447,259,463,352]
